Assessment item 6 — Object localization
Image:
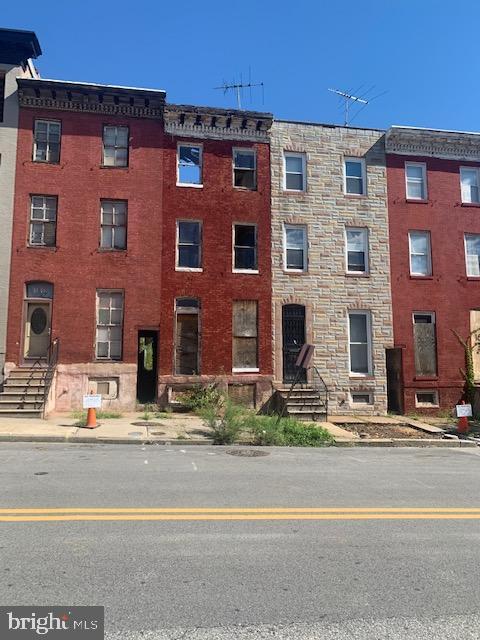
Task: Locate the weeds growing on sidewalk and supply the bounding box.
[70,410,123,426]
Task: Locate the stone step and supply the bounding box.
[286,402,326,410]
[0,399,44,409]
[0,408,43,418]
[0,392,45,402]
[287,410,326,422]
[2,382,46,391]
[7,372,47,381]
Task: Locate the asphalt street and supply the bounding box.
[1,443,480,639]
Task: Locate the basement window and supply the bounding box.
[233,300,258,371]
[350,391,373,405]
[415,390,439,408]
[88,378,119,399]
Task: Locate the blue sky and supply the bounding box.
[3,0,478,131]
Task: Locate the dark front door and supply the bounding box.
[137,331,158,403]
[282,304,306,383]
[386,348,404,414]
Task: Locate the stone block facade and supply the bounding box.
[270,121,394,414]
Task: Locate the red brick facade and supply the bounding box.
[387,147,480,414]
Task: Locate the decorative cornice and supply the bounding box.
[386,126,480,162]
[17,78,165,119]
[164,104,272,142]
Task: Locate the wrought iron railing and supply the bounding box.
[308,365,329,422]
[41,338,59,417]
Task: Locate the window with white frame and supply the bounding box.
[33,120,61,163]
[100,200,127,250]
[29,196,57,247]
[96,290,124,360]
[348,311,372,375]
[465,234,480,276]
[102,126,128,167]
[346,227,368,274]
[284,225,307,271]
[233,224,257,271]
[233,149,256,189]
[284,152,306,191]
[233,300,258,370]
[405,162,427,200]
[178,144,202,185]
[344,158,366,195]
[177,220,202,269]
[409,230,432,276]
[460,167,480,204]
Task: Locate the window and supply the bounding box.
[460,167,480,204]
[88,378,119,399]
[409,231,432,276]
[29,196,57,247]
[346,227,368,274]
[178,144,202,185]
[415,390,439,407]
[233,301,258,371]
[177,220,201,269]
[465,234,480,276]
[405,162,427,200]
[102,126,128,167]
[344,158,366,195]
[33,120,61,163]
[284,225,307,271]
[348,311,372,376]
[0,73,5,122]
[233,149,256,189]
[175,298,199,375]
[100,200,127,250]
[284,152,306,191]
[233,224,257,271]
[350,391,373,405]
[413,312,437,376]
[96,291,124,360]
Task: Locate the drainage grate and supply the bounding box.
[131,421,162,427]
[34,471,48,476]
[225,449,269,457]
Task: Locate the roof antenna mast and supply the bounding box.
[328,87,369,126]
[215,70,264,110]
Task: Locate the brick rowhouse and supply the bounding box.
[4,78,273,413]
[386,126,480,414]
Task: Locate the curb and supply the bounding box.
[333,438,477,448]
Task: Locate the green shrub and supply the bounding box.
[201,398,246,445]
[179,384,223,412]
[249,414,333,447]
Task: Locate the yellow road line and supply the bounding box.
[2,507,480,514]
[3,513,480,522]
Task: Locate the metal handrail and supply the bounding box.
[42,338,59,417]
[308,365,329,422]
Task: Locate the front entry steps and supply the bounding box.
[0,368,48,418]
[276,386,327,421]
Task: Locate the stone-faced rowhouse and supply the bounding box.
[270,121,394,415]
[3,75,273,415]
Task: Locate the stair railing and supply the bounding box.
[42,338,60,418]
[308,365,329,422]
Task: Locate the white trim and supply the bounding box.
[460,166,480,204]
[232,368,260,373]
[232,147,257,190]
[344,157,366,196]
[347,310,373,377]
[405,161,427,200]
[283,151,306,192]
[232,222,258,273]
[283,224,308,272]
[415,389,439,408]
[350,391,374,406]
[412,311,436,324]
[177,142,203,187]
[176,219,202,271]
[464,233,480,277]
[345,226,369,275]
[408,230,432,276]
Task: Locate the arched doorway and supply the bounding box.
[282,304,306,383]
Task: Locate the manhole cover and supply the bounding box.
[34,471,48,476]
[131,421,162,427]
[225,449,269,457]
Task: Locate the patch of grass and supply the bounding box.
[248,414,333,447]
[154,412,172,419]
[70,410,123,426]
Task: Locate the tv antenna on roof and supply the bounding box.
[328,86,387,126]
[214,70,264,110]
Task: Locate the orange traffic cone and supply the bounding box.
[457,401,469,434]
[85,407,98,429]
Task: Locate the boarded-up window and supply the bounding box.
[233,301,258,370]
[175,298,199,375]
[470,310,480,382]
[413,313,437,376]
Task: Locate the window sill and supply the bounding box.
[349,374,374,379]
[406,198,429,204]
[100,165,129,169]
[234,185,257,192]
[32,160,60,166]
[413,376,438,381]
[283,189,307,195]
[344,193,367,199]
[466,276,480,281]
[233,269,259,275]
[345,272,369,278]
[409,274,434,280]
[176,267,203,273]
[460,202,480,208]
[97,248,127,253]
[94,359,123,363]
[284,268,307,275]
[176,182,203,189]
[27,245,57,250]
[232,368,260,373]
